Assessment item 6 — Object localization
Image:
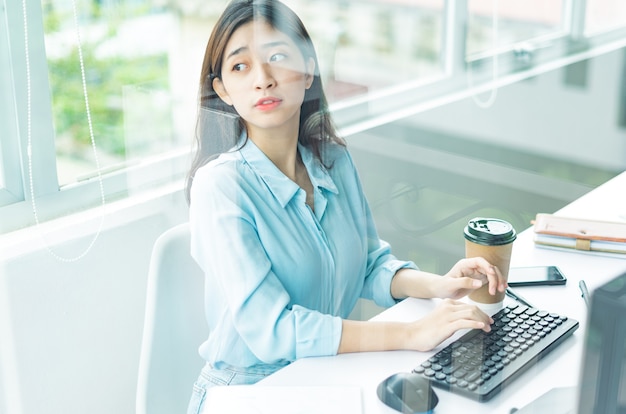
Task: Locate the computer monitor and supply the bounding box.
[577,271,626,414]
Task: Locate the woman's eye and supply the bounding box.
[232,63,247,72]
[269,53,287,62]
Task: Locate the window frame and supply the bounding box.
[3,0,59,216]
[1,0,25,207]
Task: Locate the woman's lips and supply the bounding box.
[255,97,282,111]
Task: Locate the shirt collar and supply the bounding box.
[238,137,338,209]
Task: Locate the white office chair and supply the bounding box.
[136,222,208,414]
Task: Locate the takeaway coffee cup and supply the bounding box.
[464,218,517,310]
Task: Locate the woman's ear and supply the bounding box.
[305,58,315,89]
[212,77,233,105]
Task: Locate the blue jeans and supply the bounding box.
[186,362,286,414]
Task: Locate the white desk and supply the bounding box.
[259,172,626,413]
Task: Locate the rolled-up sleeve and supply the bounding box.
[362,241,418,307]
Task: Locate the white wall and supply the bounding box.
[0,187,188,414]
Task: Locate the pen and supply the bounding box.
[505,288,535,309]
[579,280,590,307]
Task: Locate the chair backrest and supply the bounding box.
[136,222,208,414]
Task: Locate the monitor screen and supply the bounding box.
[577,272,626,414]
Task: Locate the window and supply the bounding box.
[467,0,565,57]
[42,1,185,186]
[2,0,626,234]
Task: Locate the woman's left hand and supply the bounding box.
[436,257,506,300]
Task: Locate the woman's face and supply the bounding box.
[212,19,315,140]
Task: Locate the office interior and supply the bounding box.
[1,0,625,413]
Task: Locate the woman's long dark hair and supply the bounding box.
[185,0,345,203]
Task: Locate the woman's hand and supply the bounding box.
[338,299,494,354]
[406,299,493,351]
[435,257,507,300]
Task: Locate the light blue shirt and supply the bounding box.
[189,138,417,374]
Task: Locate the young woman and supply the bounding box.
[185,0,505,411]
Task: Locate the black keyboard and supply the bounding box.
[412,303,579,402]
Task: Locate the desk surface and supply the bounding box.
[259,172,626,413]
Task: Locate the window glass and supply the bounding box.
[586,0,626,34]
[11,0,624,231]
[43,0,446,187]
[349,46,624,279]
[288,0,444,95]
[467,0,564,57]
[284,0,445,135]
[42,0,197,186]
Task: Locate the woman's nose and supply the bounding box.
[254,63,275,89]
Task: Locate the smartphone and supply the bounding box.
[508,266,567,287]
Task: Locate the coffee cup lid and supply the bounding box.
[464,218,517,246]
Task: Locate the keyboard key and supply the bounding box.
[512,305,528,315]
[466,371,481,382]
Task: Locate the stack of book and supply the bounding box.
[533,213,626,256]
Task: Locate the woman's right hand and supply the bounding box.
[405,299,493,352]
[338,299,493,354]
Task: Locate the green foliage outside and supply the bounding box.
[43,1,169,158]
[48,48,168,157]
